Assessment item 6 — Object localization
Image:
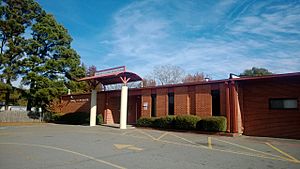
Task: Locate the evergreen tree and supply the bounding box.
[0,0,42,109]
[1,0,86,111]
[240,67,273,77]
[23,13,86,111]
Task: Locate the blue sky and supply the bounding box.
[37,0,300,79]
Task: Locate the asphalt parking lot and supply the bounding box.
[0,124,299,169]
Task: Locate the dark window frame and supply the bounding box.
[151,94,156,117]
[269,98,298,110]
[168,93,174,115]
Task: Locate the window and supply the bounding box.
[269,98,298,109]
[168,93,174,115]
[151,94,156,117]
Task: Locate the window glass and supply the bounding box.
[269,98,298,109]
[284,99,298,109]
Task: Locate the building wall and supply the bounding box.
[141,89,151,118]
[55,74,300,139]
[156,88,168,117]
[174,87,189,115]
[241,78,300,139]
[195,85,212,116]
[219,83,226,116]
[60,94,90,114]
[58,82,225,121]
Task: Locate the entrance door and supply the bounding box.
[211,90,220,116]
[127,95,141,124]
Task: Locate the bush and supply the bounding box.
[43,112,62,122]
[174,115,200,130]
[153,116,175,128]
[96,114,103,125]
[51,113,63,122]
[136,117,155,127]
[196,116,227,132]
[58,112,90,125]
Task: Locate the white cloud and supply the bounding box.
[99,0,300,79]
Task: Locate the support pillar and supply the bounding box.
[120,85,128,129]
[90,90,97,126]
[230,81,238,133]
[225,82,231,133]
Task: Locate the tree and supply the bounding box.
[152,65,185,85]
[85,65,102,91]
[142,78,156,87]
[22,12,86,111]
[182,72,206,83]
[0,0,42,110]
[87,65,97,77]
[240,67,273,77]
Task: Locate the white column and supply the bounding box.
[120,85,128,129]
[90,90,97,126]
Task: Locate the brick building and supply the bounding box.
[57,72,300,139]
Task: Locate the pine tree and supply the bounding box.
[0,0,41,110]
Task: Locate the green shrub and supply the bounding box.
[174,115,201,130]
[43,112,62,122]
[136,117,155,127]
[58,112,90,125]
[153,116,175,128]
[196,116,227,132]
[96,114,103,125]
[51,113,63,122]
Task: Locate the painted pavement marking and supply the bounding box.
[114,144,143,151]
[133,130,299,163]
[266,142,300,163]
[0,142,126,169]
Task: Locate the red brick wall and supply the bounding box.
[219,83,226,116]
[97,93,106,116]
[241,78,300,139]
[141,89,151,118]
[174,87,188,115]
[60,94,90,114]
[156,88,168,117]
[188,86,196,115]
[195,85,212,116]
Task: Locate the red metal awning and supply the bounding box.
[78,66,142,85]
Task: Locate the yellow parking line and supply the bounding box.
[213,147,295,163]
[0,142,126,169]
[208,137,212,149]
[121,130,135,135]
[55,129,299,164]
[266,142,300,163]
[158,139,293,163]
[214,138,284,159]
[137,130,157,140]
[156,132,168,140]
[168,133,196,145]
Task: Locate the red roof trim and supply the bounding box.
[231,72,300,81]
[78,71,142,85]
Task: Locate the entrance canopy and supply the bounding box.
[78,66,142,85]
[77,66,142,129]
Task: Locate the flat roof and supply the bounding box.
[69,71,300,95]
[231,72,300,81]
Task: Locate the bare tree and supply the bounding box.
[86,65,102,91]
[152,65,185,85]
[87,65,97,77]
[182,72,206,83]
[142,77,156,87]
